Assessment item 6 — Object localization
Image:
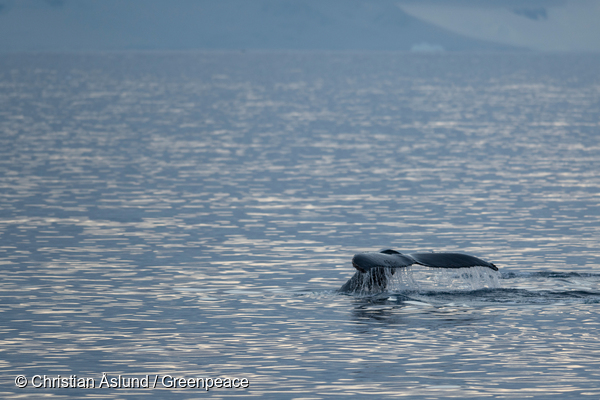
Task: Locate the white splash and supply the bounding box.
[350,266,501,296]
[389,266,501,292]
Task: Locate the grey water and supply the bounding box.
[1,52,600,398]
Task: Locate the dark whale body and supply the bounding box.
[339,249,497,293]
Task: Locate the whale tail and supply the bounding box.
[351,249,497,273]
[339,249,498,293]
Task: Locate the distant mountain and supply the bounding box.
[399,0,600,52]
[0,0,521,52]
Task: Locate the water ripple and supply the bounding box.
[1,52,600,399]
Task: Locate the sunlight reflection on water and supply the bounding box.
[1,52,600,398]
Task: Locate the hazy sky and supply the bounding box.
[0,0,598,52]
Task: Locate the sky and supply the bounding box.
[0,0,598,52]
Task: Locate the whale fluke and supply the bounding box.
[340,249,498,293]
[352,249,498,272]
[351,251,414,272]
[408,252,497,271]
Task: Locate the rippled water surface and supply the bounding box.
[1,52,600,398]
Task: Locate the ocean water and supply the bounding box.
[1,52,600,399]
